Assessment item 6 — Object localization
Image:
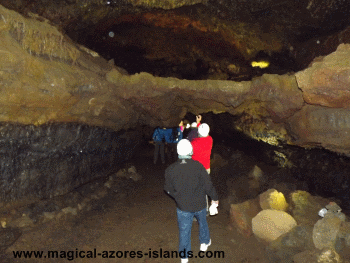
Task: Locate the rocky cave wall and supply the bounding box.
[0,123,142,204]
[0,3,350,203]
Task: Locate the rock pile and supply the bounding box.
[108,165,142,182]
[230,189,350,262]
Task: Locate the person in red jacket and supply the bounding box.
[191,123,213,214]
[191,123,212,175]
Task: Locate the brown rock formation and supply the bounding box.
[2,3,350,155]
[296,44,350,108]
[0,0,350,206]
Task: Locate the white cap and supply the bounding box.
[191,122,197,128]
[177,139,193,156]
[198,123,210,137]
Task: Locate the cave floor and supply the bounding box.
[4,148,269,263]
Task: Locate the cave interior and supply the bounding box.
[0,0,349,213]
[1,0,350,259]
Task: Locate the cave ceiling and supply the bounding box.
[1,0,350,80]
[1,1,350,155]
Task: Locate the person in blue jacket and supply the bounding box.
[151,127,166,164]
[164,120,190,162]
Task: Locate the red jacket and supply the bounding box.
[191,136,213,169]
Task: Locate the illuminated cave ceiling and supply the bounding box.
[2,0,350,80]
[1,1,350,155]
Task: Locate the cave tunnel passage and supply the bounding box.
[4,113,350,260]
[1,113,349,216]
[141,111,350,212]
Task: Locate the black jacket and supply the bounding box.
[187,128,198,142]
[164,158,218,212]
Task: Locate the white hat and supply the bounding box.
[198,123,210,137]
[177,139,193,156]
[191,122,197,128]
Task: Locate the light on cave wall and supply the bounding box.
[251,61,270,68]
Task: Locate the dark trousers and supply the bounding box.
[167,143,177,162]
[154,141,165,164]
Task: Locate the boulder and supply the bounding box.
[267,225,314,263]
[339,221,350,246]
[259,188,289,211]
[229,198,261,238]
[313,213,343,250]
[293,248,343,263]
[252,209,297,242]
[289,191,329,226]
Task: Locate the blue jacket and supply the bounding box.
[164,127,183,143]
[152,127,165,142]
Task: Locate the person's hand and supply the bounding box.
[209,201,219,216]
[196,115,202,124]
[211,200,219,205]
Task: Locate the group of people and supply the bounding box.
[152,115,219,263]
[151,119,190,164]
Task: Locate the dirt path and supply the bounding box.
[4,153,269,263]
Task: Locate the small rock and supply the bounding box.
[128,171,142,182]
[91,194,99,200]
[249,165,263,180]
[61,207,77,216]
[104,180,112,188]
[318,248,343,263]
[43,212,56,223]
[56,212,64,219]
[127,166,137,174]
[9,214,34,228]
[77,203,86,210]
[326,202,342,213]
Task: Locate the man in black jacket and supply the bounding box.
[164,139,219,263]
